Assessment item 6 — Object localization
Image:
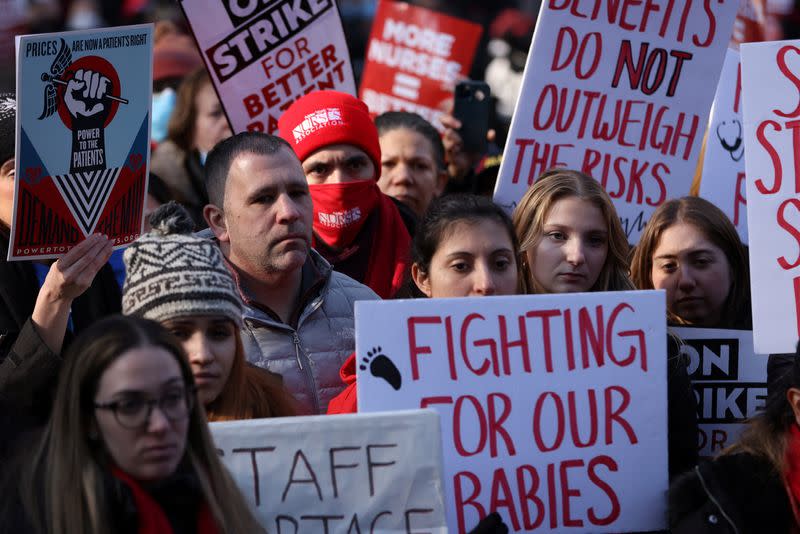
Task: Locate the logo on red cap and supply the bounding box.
[292,107,344,143]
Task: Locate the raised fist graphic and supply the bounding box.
[64,69,110,118]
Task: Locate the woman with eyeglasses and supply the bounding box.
[1,314,263,533]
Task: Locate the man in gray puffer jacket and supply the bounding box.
[202,132,378,414]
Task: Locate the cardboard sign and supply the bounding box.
[357,291,668,534]
[493,0,738,243]
[181,0,356,135]
[741,40,800,354]
[210,411,447,533]
[673,327,766,456]
[699,48,748,244]
[359,0,482,130]
[10,25,152,260]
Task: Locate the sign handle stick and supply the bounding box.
[41,73,129,104]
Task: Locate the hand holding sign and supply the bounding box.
[44,233,114,301]
[31,234,114,353]
[64,69,110,118]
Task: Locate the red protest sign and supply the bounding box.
[359,0,482,129]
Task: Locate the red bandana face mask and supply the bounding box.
[309,181,380,249]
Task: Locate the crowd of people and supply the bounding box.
[1,2,800,533]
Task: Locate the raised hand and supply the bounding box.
[31,234,114,353]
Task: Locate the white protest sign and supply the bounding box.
[357,291,668,534]
[210,411,447,533]
[741,39,800,353]
[493,0,738,243]
[181,0,356,135]
[673,328,766,456]
[699,48,748,244]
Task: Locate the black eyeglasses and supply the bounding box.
[94,387,195,429]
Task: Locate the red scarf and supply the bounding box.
[784,425,800,528]
[310,182,410,298]
[363,193,411,298]
[111,467,219,534]
[310,181,380,249]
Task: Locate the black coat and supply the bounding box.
[667,333,700,480]
[0,230,120,458]
[669,452,794,533]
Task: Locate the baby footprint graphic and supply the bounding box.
[360,346,402,390]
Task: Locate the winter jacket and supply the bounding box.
[669,452,794,533]
[239,249,378,415]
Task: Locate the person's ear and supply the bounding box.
[411,263,433,298]
[787,387,800,426]
[203,204,229,243]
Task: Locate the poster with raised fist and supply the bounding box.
[10,24,152,260]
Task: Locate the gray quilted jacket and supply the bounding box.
[239,250,379,415]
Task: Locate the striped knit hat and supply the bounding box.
[0,92,16,165]
[122,201,243,326]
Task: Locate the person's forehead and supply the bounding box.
[98,347,182,395]
[380,128,434,156]
[655,223,719,255]
[227,149,306,189]
[303,143,369,163]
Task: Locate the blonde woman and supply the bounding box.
[512,168,633,294]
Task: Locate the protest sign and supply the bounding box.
[210,410,447,533]
[181,0,356,135]
[699,48,748,244]
[741,39,800,353]
[10,25,152,260]
[359,0,482,130]
[673,327,766,456]
[493,0,738,243]
[357,291,668,533]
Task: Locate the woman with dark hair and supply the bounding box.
[122,202,296,421]
[669,345,800,532]
[409,193,520,297]
[375,111,448,220]
[512,169,697,480]
[150,68,232,227]
[2,315,264,533]
[327,194,520,413]
[630,196,752,329]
